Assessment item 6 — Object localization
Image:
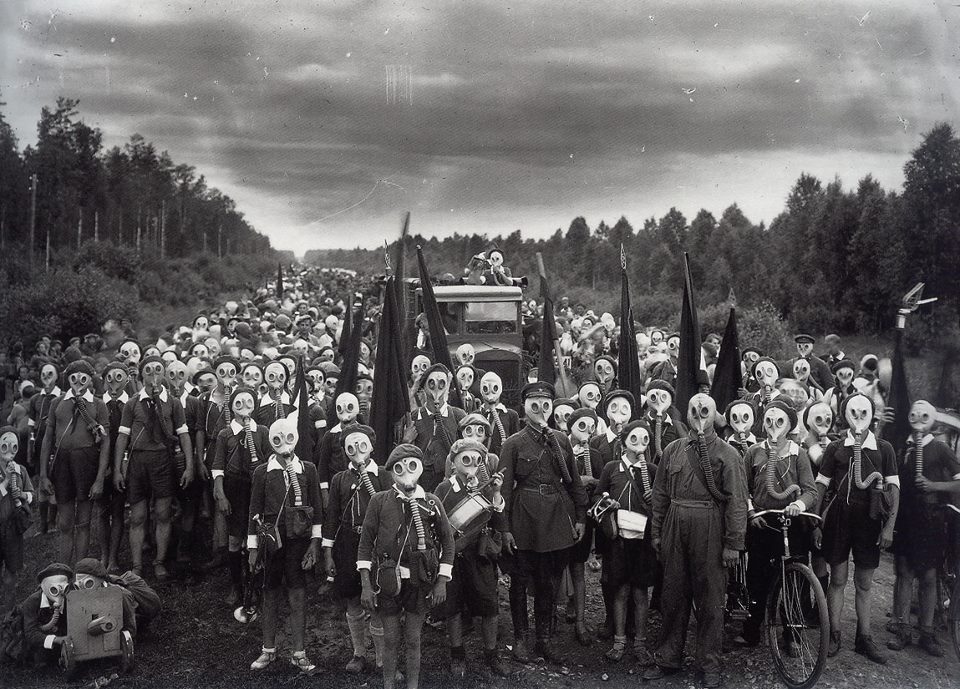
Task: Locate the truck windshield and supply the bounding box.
[464,301,517,335]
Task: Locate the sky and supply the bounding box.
[1,1,958,253]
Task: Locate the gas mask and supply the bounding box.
[141,360,165,393]
[489,251,504,270]
[319,348,336,364]
[728,402,755,436]
[480,371,502,405]
[306,369,324,394]
[242,365,263,390]
[40,574,70,607]
[216,361,238,390]
[578,383,601,411]
[0,431,18,463]
[324,376,339,398]
[205,338,222,359]
[239,348,255,362]
[908,400,937,435]
[844,394,873,436]
[68,370,92,398]
[763,406,791,444]
[624,426,650,458]
[755,360,779,391]
[462,423,488,444]
[278,358,297,390]
[196,371,217,395]
[291,339,309,358]
[424,370,451,409]
[264,362,287,392]
[359,341,371,365]
[645,388,672,416]
[606,397,632,433]
[594,359,615,388]
[105,367,129,396]
[232,390,256,419]
[268,417,298,457]
[355,379,373,415]
[792,358,811,383]
[344,431,372,469]
[456,343,476,367]
[336,393,359,424]
[806,402,833,439]
[119,341,141,367]
[191,343,210,361]
[161,350,178,366]
[687,393,717,434]
[193,316,209,333]
[796,341,813,358]
[524,396,553,428]
[40,364,59,391]
[650,330,664,346]
[835,366,855,391]
[144,346,161,360]
[553,403,575,433]
[165,360,187,395]
[570,415,596,446]
[667,337,680,358]
[452,449,483,485]
[391,455,423,494]
[455,366,475,392]
[411,355,430,381]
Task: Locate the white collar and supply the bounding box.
[426,404,449,418]
[605,427,617,443]
[764,439,800,456]
[907,433,935,448]
[450,475,463,492]
[843,430,878,450]
[183,381,196,394]
[44,386,63,397]
[103,391,129,405]
[231,419,257,435]
[394,484,426,500]
[352,459,379,475]
[64,389,95,403]
[485,402,507,413]
[330,423,343,434]
[260,390,291,406]
[647,410,673,426]
[138,387,169,403]
[735,432,757,444]
[40,593,58,609]
[267,455,303,473]
[620,456,647,471]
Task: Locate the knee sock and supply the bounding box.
[369,620,384,667]
[346,611,367,657]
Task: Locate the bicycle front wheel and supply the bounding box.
[767,561,829,689]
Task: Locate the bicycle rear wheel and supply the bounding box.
[767,561,829,689]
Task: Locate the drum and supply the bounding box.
[616,509,648,540]
[448,492,493,536]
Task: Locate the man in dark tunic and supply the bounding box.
[645,393,747,689]
[501,381,587,663]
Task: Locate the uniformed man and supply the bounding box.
[500,381,587,663]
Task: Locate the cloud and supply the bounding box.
[1,0,957,252]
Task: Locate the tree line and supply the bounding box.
[308,123,960,347]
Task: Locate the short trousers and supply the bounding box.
[822,499,881,569]
[126,449,174,505]
[263,536,311,590]
[331,527,363,600]
[51,446,100,504]
[223,475,252,539]
[375,578,431,616]
[0,517,24,573]
[601,536,659,589]
[438,547,499,619]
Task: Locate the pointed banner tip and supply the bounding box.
[620,243,627,270]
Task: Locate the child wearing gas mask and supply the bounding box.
[358,444,455,689]
[736,401,817,648]
[321,424,391,674]
[477,371,519,456]
[404,364,466,492]
[434,439,507,677]
[247,416,322,673]
[21,562,73,664]
[99,363,130,574]
[212,387,271,606]
[0,426,33,612]
[592,390,635,465]
[314,392,361,508]
[595,420,659,665]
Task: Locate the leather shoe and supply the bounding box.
[854,634,887,665]
[827,630,841,658]
[512,638,530,663]
[535,638,562,664]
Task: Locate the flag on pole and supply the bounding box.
[709,306,742,414]
[338,297,353,360]
[276,263,284,300]
[539,272,558,385]
[292,355,315,462]
[416,246,463,408]
[618,246,643,416]
[881,328,911,455]
[371,277,410,463]
[676,252,703,412]
[334,305,363,401]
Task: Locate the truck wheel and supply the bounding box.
[121,632,135,673]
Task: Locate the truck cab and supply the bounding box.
[402,282,525,407]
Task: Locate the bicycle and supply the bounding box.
[948,505,960,662]
[752,509,830,689]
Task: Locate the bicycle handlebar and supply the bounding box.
[752,509,823,524]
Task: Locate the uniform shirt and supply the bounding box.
[434,472,507,550]
[650,430,748,551]
[41,390,109,454]
[743,441,818,513]
[253,391,296,428]
[314,423,348,490]
[356,485,455,581]
[321,460,392,547]
[412,404,466,478]
[500,424,587,553]
[102,391,130,450]
[246,456,323,550]
[211,419,270,480]
[815,431,899,507]
[597,457,659,515]
[118,388,188,452]
[27,386,62,433]
[899,435,960,510]
[0,462,34,523]
[22,591,67,653]
[176,389,202,439]
[645,410,685,463]
[480,403,520,456]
